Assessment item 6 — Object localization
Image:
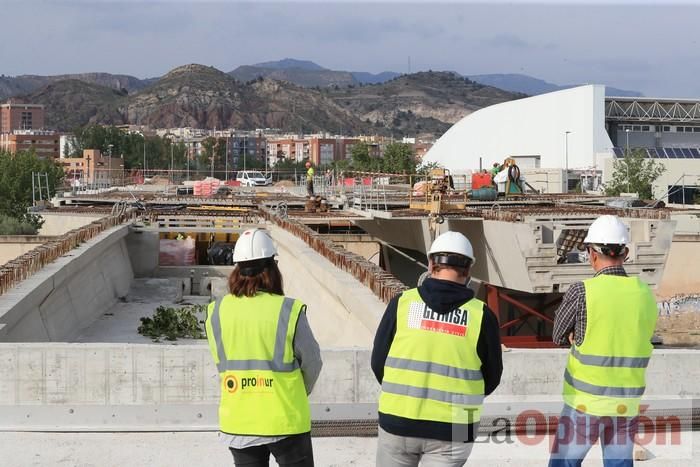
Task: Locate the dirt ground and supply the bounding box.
[655,295,700,346]
[656,312,700,346]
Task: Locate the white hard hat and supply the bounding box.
[428,231,475,264]
[583,215,630,245]
[233,228,278,262]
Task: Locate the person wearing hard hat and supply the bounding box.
[549,215,658,467]
[305,161,315,197]
[371,231,503,467]
[490,162,501,182]
[205,228,322,466]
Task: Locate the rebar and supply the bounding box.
[261,208,408,303]
[0,209,139,296]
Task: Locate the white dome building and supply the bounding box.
[423,85,614,191]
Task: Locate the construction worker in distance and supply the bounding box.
[205,228,322,466]
[490,162,500,182]
[372,231,503,467]
[305,161,315,197]
[549,215,658,467]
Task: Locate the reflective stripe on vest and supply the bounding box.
[382,381,485,406]
[210,296,299,373]
[378,288,485,425]
[563,275,657,417]
[564,370,645,397]
[571,347,650,369]
[385,356,483,381]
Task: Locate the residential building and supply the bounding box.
[0,103,45,133]
[0,130,61,159]
[266,135,361,166]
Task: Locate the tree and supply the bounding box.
[68,125,195,171]
[351,142,371,170]
[417,160,443,175]
[0,150,64,229]
[198,137,228,173]
[604,149,665,200]
[383,142,416,174]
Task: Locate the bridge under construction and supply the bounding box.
[0,180,698,465]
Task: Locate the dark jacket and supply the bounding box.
[371,277,503,442]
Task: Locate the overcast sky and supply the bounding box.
[2,1,699,97]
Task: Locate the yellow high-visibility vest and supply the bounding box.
[205,293,311,435]
[563,275,657,417]
[379,288,485,425]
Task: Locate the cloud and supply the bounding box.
[481,34,530,49]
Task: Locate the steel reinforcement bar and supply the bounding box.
[261,208,407,303]
[0,210,139,296]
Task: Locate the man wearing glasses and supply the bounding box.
[549,215,658,467]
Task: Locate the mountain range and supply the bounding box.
[5,65,521,136]
[0,58,641,135]
[465,73,642,98]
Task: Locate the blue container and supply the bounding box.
[470,187,498,201]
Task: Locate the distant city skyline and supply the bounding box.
[2,1,700,97]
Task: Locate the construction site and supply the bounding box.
[1,168,699,466]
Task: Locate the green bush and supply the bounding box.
[138,305,206,342]
[0,215,38,235]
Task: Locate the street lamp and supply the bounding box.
[107,144,113,187]
[625,128,631,193]
[170,141,174,185]
[225,137,229,181]
[564,131,572,192]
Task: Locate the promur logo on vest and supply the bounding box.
[241,376,274,390]
[407,302,468,336]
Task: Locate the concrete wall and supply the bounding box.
[0,226,134,342]
[523,168,566,194]
[0,344,376,430]
[38,212,105,236]
[0,343,696,431]
[125,229,160,277]
[0,236,55,265]
[270,225,382,347]
[656,235,700,298]
[335,240,381,265]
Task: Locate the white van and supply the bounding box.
[236,171,272,187]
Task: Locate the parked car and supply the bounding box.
[235,171,272,187]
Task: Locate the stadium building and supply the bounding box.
[423,85,700,204]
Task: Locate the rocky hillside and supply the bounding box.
[28,80,127,130]
[125,64,365,133]
[327,71,524,135]
[11,65,522,136]
[18,64,366,133]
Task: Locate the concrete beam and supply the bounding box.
[269,225,384,345]
[0,226,134,342]
[0,344,697,431]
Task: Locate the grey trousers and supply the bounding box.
[376,427,474,467]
